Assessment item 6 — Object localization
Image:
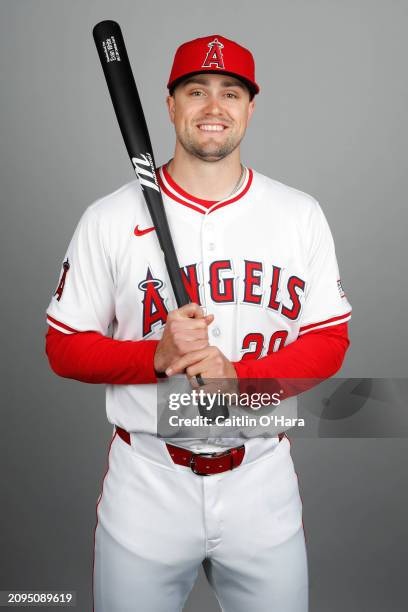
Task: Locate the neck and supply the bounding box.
[167,143,243,201]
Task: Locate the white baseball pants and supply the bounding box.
[93,432,308,612]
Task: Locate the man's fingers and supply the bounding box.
[165,349,210,376]
[176,340,209,354]
[173,328,208,342]
[185,359,213,378]
[173,302,205,320]
[170,303,214,323]
[170,320,209,334]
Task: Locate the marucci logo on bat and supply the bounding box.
[132,153,160,192]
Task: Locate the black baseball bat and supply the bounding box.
[93,20,188,305]
[92,20,229,420]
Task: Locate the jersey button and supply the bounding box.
[212,326,221,337]
[208,242,216,251]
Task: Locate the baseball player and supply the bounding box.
[45,34,352,612]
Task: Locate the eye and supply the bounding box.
[224,91,239,99]
[190,89,205,97]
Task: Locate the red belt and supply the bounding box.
[115,426,245,476]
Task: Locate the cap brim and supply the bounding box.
[167,70,260,96]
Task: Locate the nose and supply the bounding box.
[203,94,224,115]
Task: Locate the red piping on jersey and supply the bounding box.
[157,164,253,214]
[47,315,78,334]
[299,310,352,334]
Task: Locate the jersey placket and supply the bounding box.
[200,203,240,449]
[200,210,221,340]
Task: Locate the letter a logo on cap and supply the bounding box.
[202,38,225,69]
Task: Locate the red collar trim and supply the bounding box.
[157,164,253,215]
[162,164,217,207]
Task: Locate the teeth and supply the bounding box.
[198,124,225,132]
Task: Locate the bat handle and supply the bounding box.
[194,375,230,421]
[196,375,205,387]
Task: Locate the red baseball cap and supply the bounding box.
[167,34,260,97]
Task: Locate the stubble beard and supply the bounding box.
[177,126,243,162]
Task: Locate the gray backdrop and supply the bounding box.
[1,0,407,610]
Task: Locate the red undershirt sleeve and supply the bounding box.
[45,322,350,394]
[45,325,160,385]
[232,321,350,399]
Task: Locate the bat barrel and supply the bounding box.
[93,20,153,163]
[93,20,189,307]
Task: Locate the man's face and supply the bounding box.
[167,74,255,162]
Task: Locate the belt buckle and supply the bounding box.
[189,449,232,476]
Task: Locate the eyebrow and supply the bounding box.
[181,76,247,90]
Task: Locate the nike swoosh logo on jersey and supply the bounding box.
[134,225,155,236]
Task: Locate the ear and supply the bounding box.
[166,95,176,124]
[247,98,255,123]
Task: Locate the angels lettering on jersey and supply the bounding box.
[139,260,305,356]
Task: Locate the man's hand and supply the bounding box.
[154,303,214,374]
[166,346,239,398]
[165,346,237,382]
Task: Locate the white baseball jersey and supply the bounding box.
[46,165,352,449]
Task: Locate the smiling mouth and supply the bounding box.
[197,124,228,132]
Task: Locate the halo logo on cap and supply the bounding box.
[167,34,260,96]
[202,38,225,69]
